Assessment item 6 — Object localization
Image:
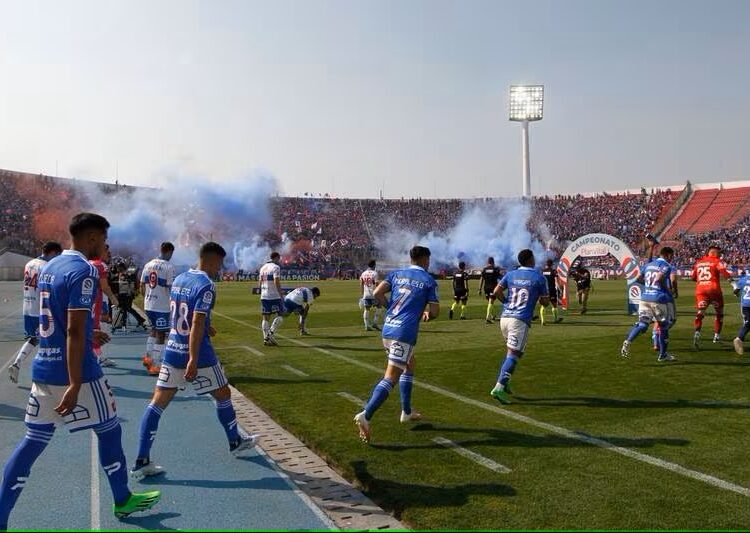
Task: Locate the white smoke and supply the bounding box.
[375,199,552,269]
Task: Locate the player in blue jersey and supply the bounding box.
[354,246,439,443]
[0,213,160,530]
[621,247,678,362]
[8,241,63,384]
[130,242,257,482]
[731,273,750,355]
[489,249,550,405]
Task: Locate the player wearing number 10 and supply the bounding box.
[490,249,550,405]
[130,242,257,482]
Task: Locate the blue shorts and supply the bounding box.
[24,315,39,339]
[283,300,305,315]
[261,299,284,315]
[146,310,171,332]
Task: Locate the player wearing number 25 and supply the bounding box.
[353,246,439,443]
[489,249,550,405]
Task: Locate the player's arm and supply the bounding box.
[670,269,678,298]
[491,283,505,302]
[373,280,391,307]
[185,311,206,381]
[274,271,282,296]
[100,274,119,308]
[55,309,87,415]
[360,277,365,295]
[478,274,484,294]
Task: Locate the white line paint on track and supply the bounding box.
[214,311,750,498]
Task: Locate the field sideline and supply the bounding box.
[209,278,750,530]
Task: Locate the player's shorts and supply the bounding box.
[146,310,171,331]
[157,362,228,394]
[25,377,117,432]
[23,315,39,339]
[638,301,674,324]
[500,317,530,353]
[577,287,591,295]
[261,298,284,315]
[484,286,497,300]
[283,299,305,315]
[361,297,376,308]
[382,339,415,371]
[696,291,724,311]
[453,289,468,302]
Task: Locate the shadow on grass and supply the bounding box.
[513,395,750,409]
[370,423,689,450]
[230,376,330,385]
[350,460,515,519]
[312,334,371,340]
[118,512,182,531]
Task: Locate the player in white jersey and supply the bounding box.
[360,260,382,331]
[281,286,321,335]
[140,242,176,375]
[258,251,284,346]
[8,242,63,384]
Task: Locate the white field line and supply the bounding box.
[281,364,309,377]
[221,345,266,357]
[214,311,750,498]
[336,391,365,406]
[433,436,512,474]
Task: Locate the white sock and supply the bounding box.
[151,344,164,366]
[146,335,155,356]
[262,319,270,338]
[363,309,370,327]
[99,322,112,357]
[299,316,306,330]
[271,316,283,333]
[13,339,37,365]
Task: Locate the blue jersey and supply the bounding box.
[736,275,750,307]
[32,250,103,386]
[499,267,549,325]
[640,258,674,304]
[163,269,218,369]
[382,266,439,346]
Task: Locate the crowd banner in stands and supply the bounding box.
[557,233,641,314]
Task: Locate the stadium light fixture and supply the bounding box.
[509,84,544,198]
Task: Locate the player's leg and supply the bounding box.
[713,297,724,342]
[269,301,285,338]
[145,329,156,367]
[298,308,310,335]
[450,296,457,320]
[539,303,546,325]
[656,304,676,361]
[373,304,383,328]
[734,307,750,355]
[363,301,372,330]
[580,289,589,313]
[131,380,178,480]
[622,304,652,357]
[460,296,468,319]
[399,354,420,422]
[694,295,707,348]
[491,318,527,404]
[209,382,257,454]
[9,317,40,384]
[485,292,495,323]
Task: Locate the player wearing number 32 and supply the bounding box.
[489,249,550,405]
[130,242,257,482]
[354,246,439,443]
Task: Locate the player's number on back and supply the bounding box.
[697,266,712,282]
[644,271,660,288]
[744,286,750,299]
[170,300,190,335]
[506,287,529,310]
[148,270,158,289]
[39,290,54,338]
[391,287,413,315]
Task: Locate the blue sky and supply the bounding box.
[1,0,748,198]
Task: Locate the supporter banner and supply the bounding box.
[238,269,325,282]
[557,233,641,314]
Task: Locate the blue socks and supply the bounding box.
[498,354,519,387]
[399,373,414,415]
[627,321,649,342]
[0,423,55,529]
[93,419,131,506]
[137,403,163,461]
[216,399,240,445]
[657,322,670,356]
[364,379,393,420]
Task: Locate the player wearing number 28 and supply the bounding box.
[353,246,439,443]
[129,242,256,482]
[489,249,550,405]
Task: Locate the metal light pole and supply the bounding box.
[509,85,544,198]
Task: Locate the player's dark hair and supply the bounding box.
[200,242,227,258]
[660,246,674,257]
[487,256,495,265]
[270,251,280,261]
[458,261,465,269]
[708,245,722,252]
[410,246,431,261]
[368,259,376,269]
[42,241,63,255]
[518,249,535,267]
[311,287,321,298]
[161,241,175,253]
[69,212,110,238]
[546,259,554,267]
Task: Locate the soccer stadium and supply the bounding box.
[2,2,750,532]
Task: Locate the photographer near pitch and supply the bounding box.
[111,261,148,331]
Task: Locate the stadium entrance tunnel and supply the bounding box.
[557,233,641,314]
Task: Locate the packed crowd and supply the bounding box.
[672,214,750,266]
[1,170,744,270]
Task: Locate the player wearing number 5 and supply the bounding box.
[691,245,732,349]
[490,249,549,405]
[354,246,439,443]
[130,242,257,482]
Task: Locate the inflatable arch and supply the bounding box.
[556,233,641,314]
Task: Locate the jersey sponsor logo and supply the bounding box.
[203,291,214,304]
[82,278,95,295]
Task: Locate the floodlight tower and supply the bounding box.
[509,85,544,198]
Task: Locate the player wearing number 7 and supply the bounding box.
[129,242,257,482]
[353,246,439,443]
[489,249,550,405]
